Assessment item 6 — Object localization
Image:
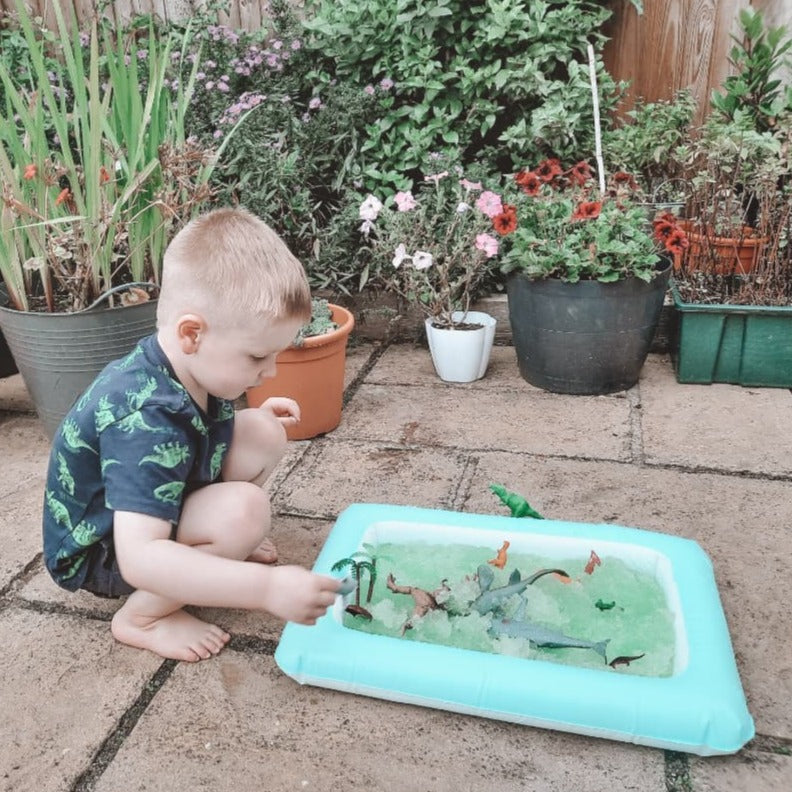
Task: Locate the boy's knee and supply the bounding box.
[232,482,272,543]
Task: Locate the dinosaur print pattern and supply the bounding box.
[43,334,235,591]
[210,443,227,481]
[154,481,186,505]
[140,442,192,469]
[56,453,75,496]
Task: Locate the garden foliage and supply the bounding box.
[301,0,623,192]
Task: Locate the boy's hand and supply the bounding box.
[259,396,300,427]
[262,565,341,625]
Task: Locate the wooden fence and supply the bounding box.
[1,0,790,122]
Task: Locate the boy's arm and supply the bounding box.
[113,511,339,624]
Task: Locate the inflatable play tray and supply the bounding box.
[275,504,754,755]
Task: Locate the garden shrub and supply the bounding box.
[301,0,625,192]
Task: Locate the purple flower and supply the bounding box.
[379,77,394,90]
[291,39,302,50]
[364,85,376,96]
[308,96,322,110]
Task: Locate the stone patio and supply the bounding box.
[1,342,790,791]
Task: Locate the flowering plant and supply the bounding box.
[0,2,247,313]
[499,159,687,283]
[359,171,503,328]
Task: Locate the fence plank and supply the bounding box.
[2,0,788,122]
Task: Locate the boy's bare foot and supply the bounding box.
[111,607,230,662]
[247,537,278,564]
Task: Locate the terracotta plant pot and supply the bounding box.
[674,222,766,275]
[246,304,355,440]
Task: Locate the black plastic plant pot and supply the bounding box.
[507,261,671,395]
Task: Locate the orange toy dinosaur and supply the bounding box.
[487,540,510,569]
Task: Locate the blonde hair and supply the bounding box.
[156,207,311,327]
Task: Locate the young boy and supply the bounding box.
[42,207,341,662]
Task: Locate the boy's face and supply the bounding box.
[191,315,304,401]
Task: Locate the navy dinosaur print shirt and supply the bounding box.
[42,334,235,591]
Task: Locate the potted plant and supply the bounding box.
[0,1,242,435]
[669,10,792,387]
[245,298,355,440]
[602,89,696,214]
[671,117,792,386]
[359,170,501,383]
[675,9,792,277]
[500,160,687,394]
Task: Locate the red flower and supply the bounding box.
[492,207,518,235]
[515,170,542,196]
[54,187,71,206]
[535,158,562,183]
[664,228,689,256]
[652,219,675,243]
[611,171,639,190]
[571,201,602,221]
[567,161,592,186]
[99,166,111,184]
[23,164,37,180]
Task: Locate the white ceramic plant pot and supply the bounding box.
[424,310,497,383]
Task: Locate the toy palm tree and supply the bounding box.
[331,550,377,619]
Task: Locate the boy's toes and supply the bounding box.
[247,537,278,564]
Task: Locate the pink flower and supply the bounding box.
[379,77,394,90]
[364,85,376,95]
[460,178,483,192]
[394,191,417,212]
[475,233,499,258]
[475,191,503,219]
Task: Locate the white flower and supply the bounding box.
[359,194,383,221]
[456,202,471,213]
[413,251,433,270]
[359,219,375,237]
[392,243,411,268]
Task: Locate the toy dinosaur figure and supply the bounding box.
[489,484,545,519]
[386,573,449,635]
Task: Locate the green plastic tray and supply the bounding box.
[671,284,792,387]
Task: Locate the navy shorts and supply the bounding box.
[80,524,179,599]
[80,534,135,599]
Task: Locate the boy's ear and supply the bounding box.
[175,314,207,354]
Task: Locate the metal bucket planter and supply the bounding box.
[0,293,157,437]
[0,284,18,378]
[507,261,671,394]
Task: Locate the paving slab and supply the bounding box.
[0,413,49,498]
[0,485,46,589]
[338,381,633,460]
[273,440,470,518]
[465,452,792,738]
[0,373,35,413]
[93,650,665,792]
[689,749,792,791]
[0,607,161,792]
[640,355,792,476]
[367,343,524,388]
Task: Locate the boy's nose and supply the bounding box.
[259,359,277,379]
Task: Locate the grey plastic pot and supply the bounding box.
[507,260,671,395]
[0,290,157,437]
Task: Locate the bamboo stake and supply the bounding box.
[587,43,606,196]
